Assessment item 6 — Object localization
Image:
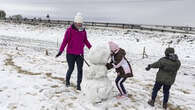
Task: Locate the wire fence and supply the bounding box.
[1,17,194,34]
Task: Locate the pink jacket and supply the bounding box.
[59,24,92,55]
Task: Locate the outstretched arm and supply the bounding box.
[56,29,71,58]
[146,59,163,71]
[84,31,92,49]
[59,29,71,52]
[150,59,163,68]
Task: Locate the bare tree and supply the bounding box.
[12,14,23,21]
[0,10,6,19]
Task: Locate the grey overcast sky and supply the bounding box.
[0,0,194,26]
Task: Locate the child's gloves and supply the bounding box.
[145,65,151,71]
[106,63,113,70]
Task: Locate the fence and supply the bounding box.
[1,17,194,34]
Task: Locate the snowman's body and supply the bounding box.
[82,45,113,103]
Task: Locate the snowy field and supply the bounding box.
[0,22,195,110]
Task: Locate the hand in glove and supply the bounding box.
[56,51,62,58]
[145,65,151,71]
[106,63,113,70]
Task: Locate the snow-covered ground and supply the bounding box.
[0,22,195,110]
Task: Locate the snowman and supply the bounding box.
[82,44,113,103]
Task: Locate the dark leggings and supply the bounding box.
[115,76,127,95]
[152,82,171,104]
[65,54,84,86]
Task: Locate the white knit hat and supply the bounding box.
[74,12,83,23]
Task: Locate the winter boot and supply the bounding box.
[163,103,167,109]
[148,99,155,107]
[116,94,128,99]
[66,81,70,87]
[77,85,81,91]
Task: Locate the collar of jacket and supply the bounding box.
[164,54,178,61]
[110,48,120,56]
[71,24,85,32]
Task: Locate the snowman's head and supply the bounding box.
[88,44,110,65]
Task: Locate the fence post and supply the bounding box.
[45,49,49,56]
[142,47,148,59]
[122,24,125,29]
[57,38,59,48]
[189,27,192,31]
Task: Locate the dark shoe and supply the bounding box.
[66,82,70,87]
[163,103,167,109]
[148,99,155,107]
[77,85,81,91]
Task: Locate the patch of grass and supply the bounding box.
[121,106,128,110]
[126,105,137,110]
[41,106,45,109]
[39,89,44,93]
[17,66,41,75]
[45,73,64,82]
[61,61,67,63]
[60,98,65,102]
[25,92,37,96]
[4,54,41,76]
[117,102,121,105]
[55,91,63,94]
[128,94,136,102]
[51,85,59,88]
[130,78,140,84]
[114,103,119,107]
[168,104,184,110]
[181,89,190,94]
[67,103,73,108]
[7,103,17,110]
[70,96,77,100]
[176,88,191,94]
[145,84,153,87]
[145,83,153,90]
[73,89,80,94]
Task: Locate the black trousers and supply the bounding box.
[115,76,127,95]
[151,81,171,104]
[65,54,84,86]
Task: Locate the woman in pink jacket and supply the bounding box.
[56,12,92,90]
